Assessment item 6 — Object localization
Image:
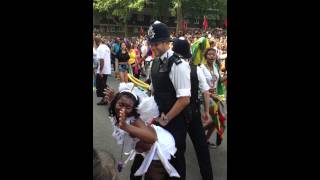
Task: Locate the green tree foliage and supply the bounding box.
[93,0,145,36]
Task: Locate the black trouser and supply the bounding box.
[162,115,187,180]
[131,158,168,180]
[130,154,144,180]
[96,74,108,97]
[187,104,214,180]
[111,55,116,71]
[145,160,168,180]
[130,116,187,180]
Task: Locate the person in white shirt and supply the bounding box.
[95,36,112,105]
[134,21,191,180]
[93,37,98,88]
[140,40,148,58]
[108,85,181,179]
[172,37,214,180]
[140,40,150,79]
[199,48,227,147]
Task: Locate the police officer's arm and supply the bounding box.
[165,97,190,123]
[165,61,191,122]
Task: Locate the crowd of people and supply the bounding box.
[93,21,227,180]
[93,27,227,84]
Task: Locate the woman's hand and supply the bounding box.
[103,87,116,103]
[118,108,127,130]
[211,94,220,101]
[202,111,211,122]
[222,75,227,82]
[209,88,216,95]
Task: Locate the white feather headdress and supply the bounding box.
[117,83,159,123]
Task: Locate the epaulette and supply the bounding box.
[170,53,182,65]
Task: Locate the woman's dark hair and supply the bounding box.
[137,43,142,51]
[120,41,127,50]
[108,91,140,124]
[204,48,216,59]
[209,39,215,46]
[126,41,132,50]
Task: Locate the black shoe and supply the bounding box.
[97,99,108,106]
[207,142,217,149]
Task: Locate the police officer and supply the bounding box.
[135,21,191,180]
[172,37,214,180]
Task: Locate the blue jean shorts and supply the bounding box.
[118,64,128,72]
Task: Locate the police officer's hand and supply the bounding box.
[157,113,169,126]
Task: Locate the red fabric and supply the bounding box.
[134,48,141,75]
[181,21,184,31]
[203,16,208,31]
[218,110,226,125]
[224,19,227,28]
[182,20,187,31]
[139,26,144,36]
[217,110,226,138]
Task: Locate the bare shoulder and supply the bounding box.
[131,118,146,127]
[132,118,156,132]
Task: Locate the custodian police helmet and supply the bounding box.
[147,21,170,43]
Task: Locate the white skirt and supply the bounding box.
[134,124,180,178]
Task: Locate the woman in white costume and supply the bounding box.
[108,83,180,179]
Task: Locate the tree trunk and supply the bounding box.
[123,15,128,37]
[124,21,128,37]
[111,16,120,25]
[176,0,183,35]
[216,14,220,28]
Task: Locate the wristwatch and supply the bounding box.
[162,113,169,122]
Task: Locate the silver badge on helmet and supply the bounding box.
[148,26,155,39]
